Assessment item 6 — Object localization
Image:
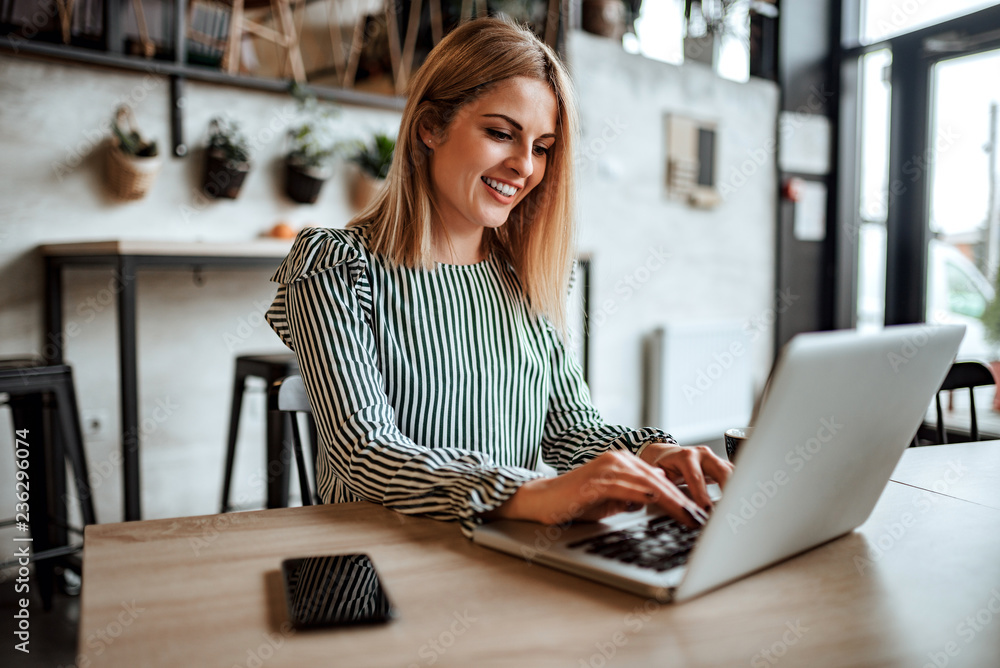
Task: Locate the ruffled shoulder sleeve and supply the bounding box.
[266,226,372,350]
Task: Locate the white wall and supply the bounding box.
[0,53,401,527]
[568,32,779,427]
[0,33,779,531]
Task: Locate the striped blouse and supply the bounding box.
[266,225,672,537]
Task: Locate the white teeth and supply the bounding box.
[484,177,518,197]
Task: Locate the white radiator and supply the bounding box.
[642,322,755,444]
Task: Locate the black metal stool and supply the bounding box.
[0,358,97,611]
[220,353,299,512]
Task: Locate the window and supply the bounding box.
[861,0,999,44]
[842,1,1000,437]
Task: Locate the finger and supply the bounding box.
[581,475,666,511]
[648,489,706,529]
[583,454,705,528]
[574,499,637,522]
[644,451,709,510]
[669,457,714,511]
[702,456,734,489]
[630,464,699,513]
[637,471,707,529]
[661,447,732,507]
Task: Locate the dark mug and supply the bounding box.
[724,427,753,463]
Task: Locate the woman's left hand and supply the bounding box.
[638,442,734,512]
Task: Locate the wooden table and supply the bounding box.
[891,440,1000,510]
[40,240,292,522]
[78,442,1000,667]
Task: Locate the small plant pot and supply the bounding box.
[285,161,332,204]
[684,34,721,67]
[351,171,385,210]
[581,0,627,40]
[106,141,162,201]
[203,149,251,199]
[990,360,1000,412]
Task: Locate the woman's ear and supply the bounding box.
[417,122,437,150]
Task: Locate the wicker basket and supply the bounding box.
[106,106,162,201]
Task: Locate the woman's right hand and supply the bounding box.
[485,451,710,529]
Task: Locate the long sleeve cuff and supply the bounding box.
[457,467,546,538]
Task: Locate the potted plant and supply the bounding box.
[284,85,343,204]
[203,116,252,200]
[106,105,161,201]
[682,0,742,68]
[581,0,628,40]
[979,279,1000,409]
[348,132,396,210]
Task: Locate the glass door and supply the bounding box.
[846,3,1000,439]
[856,48,893,334]
[924,47,1000,433]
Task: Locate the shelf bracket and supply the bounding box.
[170,74,187,157]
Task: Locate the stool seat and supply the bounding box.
[220,352,300,512]
[0,360,95,611]
[235,353,301,370]
[0,356,46,370]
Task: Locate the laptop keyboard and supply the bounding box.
[566,514,702,572]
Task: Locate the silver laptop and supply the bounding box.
[473,324,965,602]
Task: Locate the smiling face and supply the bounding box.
[420,76,558,254]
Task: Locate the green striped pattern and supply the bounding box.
[267,226,669,536]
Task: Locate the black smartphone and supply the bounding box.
[280,553,397,629]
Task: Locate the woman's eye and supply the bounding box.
[533,144,551,157]
[486,128,512,141]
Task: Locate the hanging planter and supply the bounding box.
[682,0,741,71]
[683,33,721,66]
[106,105,161,201]
[203,117,252,200]
[581,0,628,40]
[285,160,333,204]
[350,170,385,211]
[283,84,343,204]
[348,132,395,210]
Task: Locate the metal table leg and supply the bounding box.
[44,257,64,364]
[117,257,141,521]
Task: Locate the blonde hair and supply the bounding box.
[349,17,578,333]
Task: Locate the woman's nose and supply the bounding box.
[504,144,534,178]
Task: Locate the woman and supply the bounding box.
[266,17,732,537]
